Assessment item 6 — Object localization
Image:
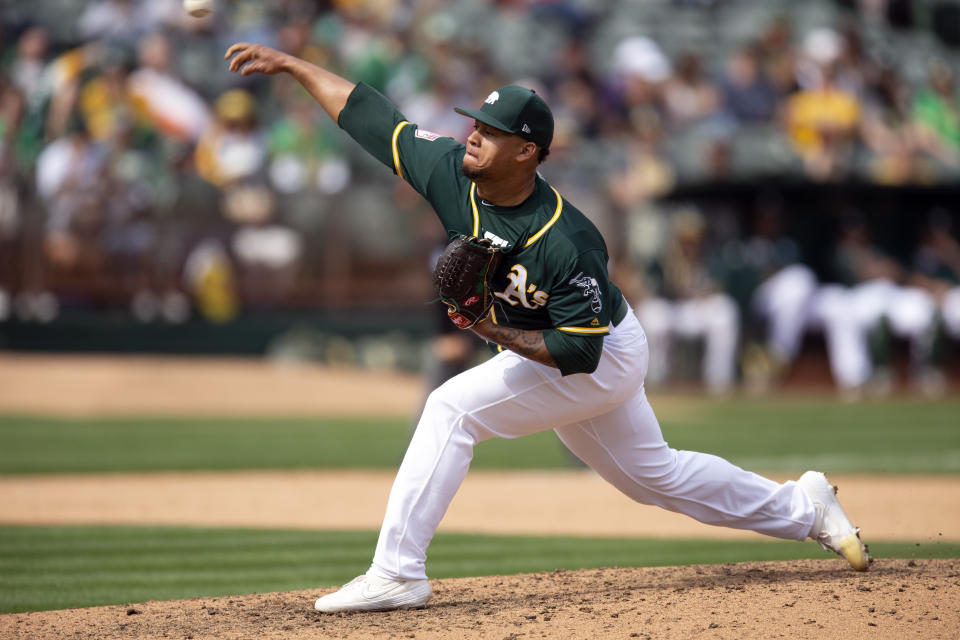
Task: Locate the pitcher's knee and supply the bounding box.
[625,449,683,491]
[419,388,491,445]
[419,389,464,433]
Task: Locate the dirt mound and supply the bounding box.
[3,559,957,639]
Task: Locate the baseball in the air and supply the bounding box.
[183,0,213,18]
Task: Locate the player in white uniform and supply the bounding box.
[634,208,740,393]
[810,214,939,395]
[225,42,871,613]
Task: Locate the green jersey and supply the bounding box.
[339,83,626,373]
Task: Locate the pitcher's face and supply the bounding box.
[461,121,530,181]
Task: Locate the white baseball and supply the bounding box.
[183,0,213,18]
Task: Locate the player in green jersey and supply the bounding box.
[226,42,871,613]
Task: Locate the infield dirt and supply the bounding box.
[3,559,958,639]
[1,355,958,639]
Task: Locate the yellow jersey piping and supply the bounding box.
[468,184,563,247]
[391,121,411,180]
[469,182,480,237]
[557,325,610,335]
[523,186,563,248]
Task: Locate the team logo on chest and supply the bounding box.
[495,264,550,309]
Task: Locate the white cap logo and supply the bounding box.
[484,91,500,105]
[521,124,531,134]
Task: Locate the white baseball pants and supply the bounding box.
[369,309,816,581]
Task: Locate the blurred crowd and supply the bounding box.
[1,0,960,394]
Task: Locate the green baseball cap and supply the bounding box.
[454,85,554,149]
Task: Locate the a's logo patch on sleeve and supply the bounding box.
[569,272,603,313]
[415,129,442,141]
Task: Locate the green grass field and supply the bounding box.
[1,396,959,474]
[2,525,958,613]
[1,395,958,613]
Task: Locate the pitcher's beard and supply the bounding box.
[461,163,485,181]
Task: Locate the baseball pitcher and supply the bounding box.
[225,42,870,613]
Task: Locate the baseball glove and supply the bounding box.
[433,235,502,329]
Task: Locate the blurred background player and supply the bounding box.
[909,210,960,388]
[634,207,740,394]
[725,193,819,392]
[809,211,940,398]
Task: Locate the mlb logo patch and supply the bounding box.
[415,129,441,141]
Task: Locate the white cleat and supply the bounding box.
[797,470,871,571]
[314,573,432,613]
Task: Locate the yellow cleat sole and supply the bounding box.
[838,532,871,571]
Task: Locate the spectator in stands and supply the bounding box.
[0,77,25,176]
[195,89,266,187]
[266,83,351,204]
[227,185,304,306]
[756,16,799,99]
[717,44,778,124]
[604,37,676,223]
[35,118,110,275]
[634,207,740,393]
[663,52,721,128]
[0,75,24,321]
[77,49,140,145]
[784,29,863,180]
[662,51,731,179]
[2,29,44,174]
[127,32,211,143]
[182,238,238,323]
[8,26,50,111]
[195,89,301,307]
[911,62,960,169]
[859,62,921,184]
[78,0,165,48]
[609,36,671,138]
[8,25,103,143]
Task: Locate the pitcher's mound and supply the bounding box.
[4,558,958,639]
